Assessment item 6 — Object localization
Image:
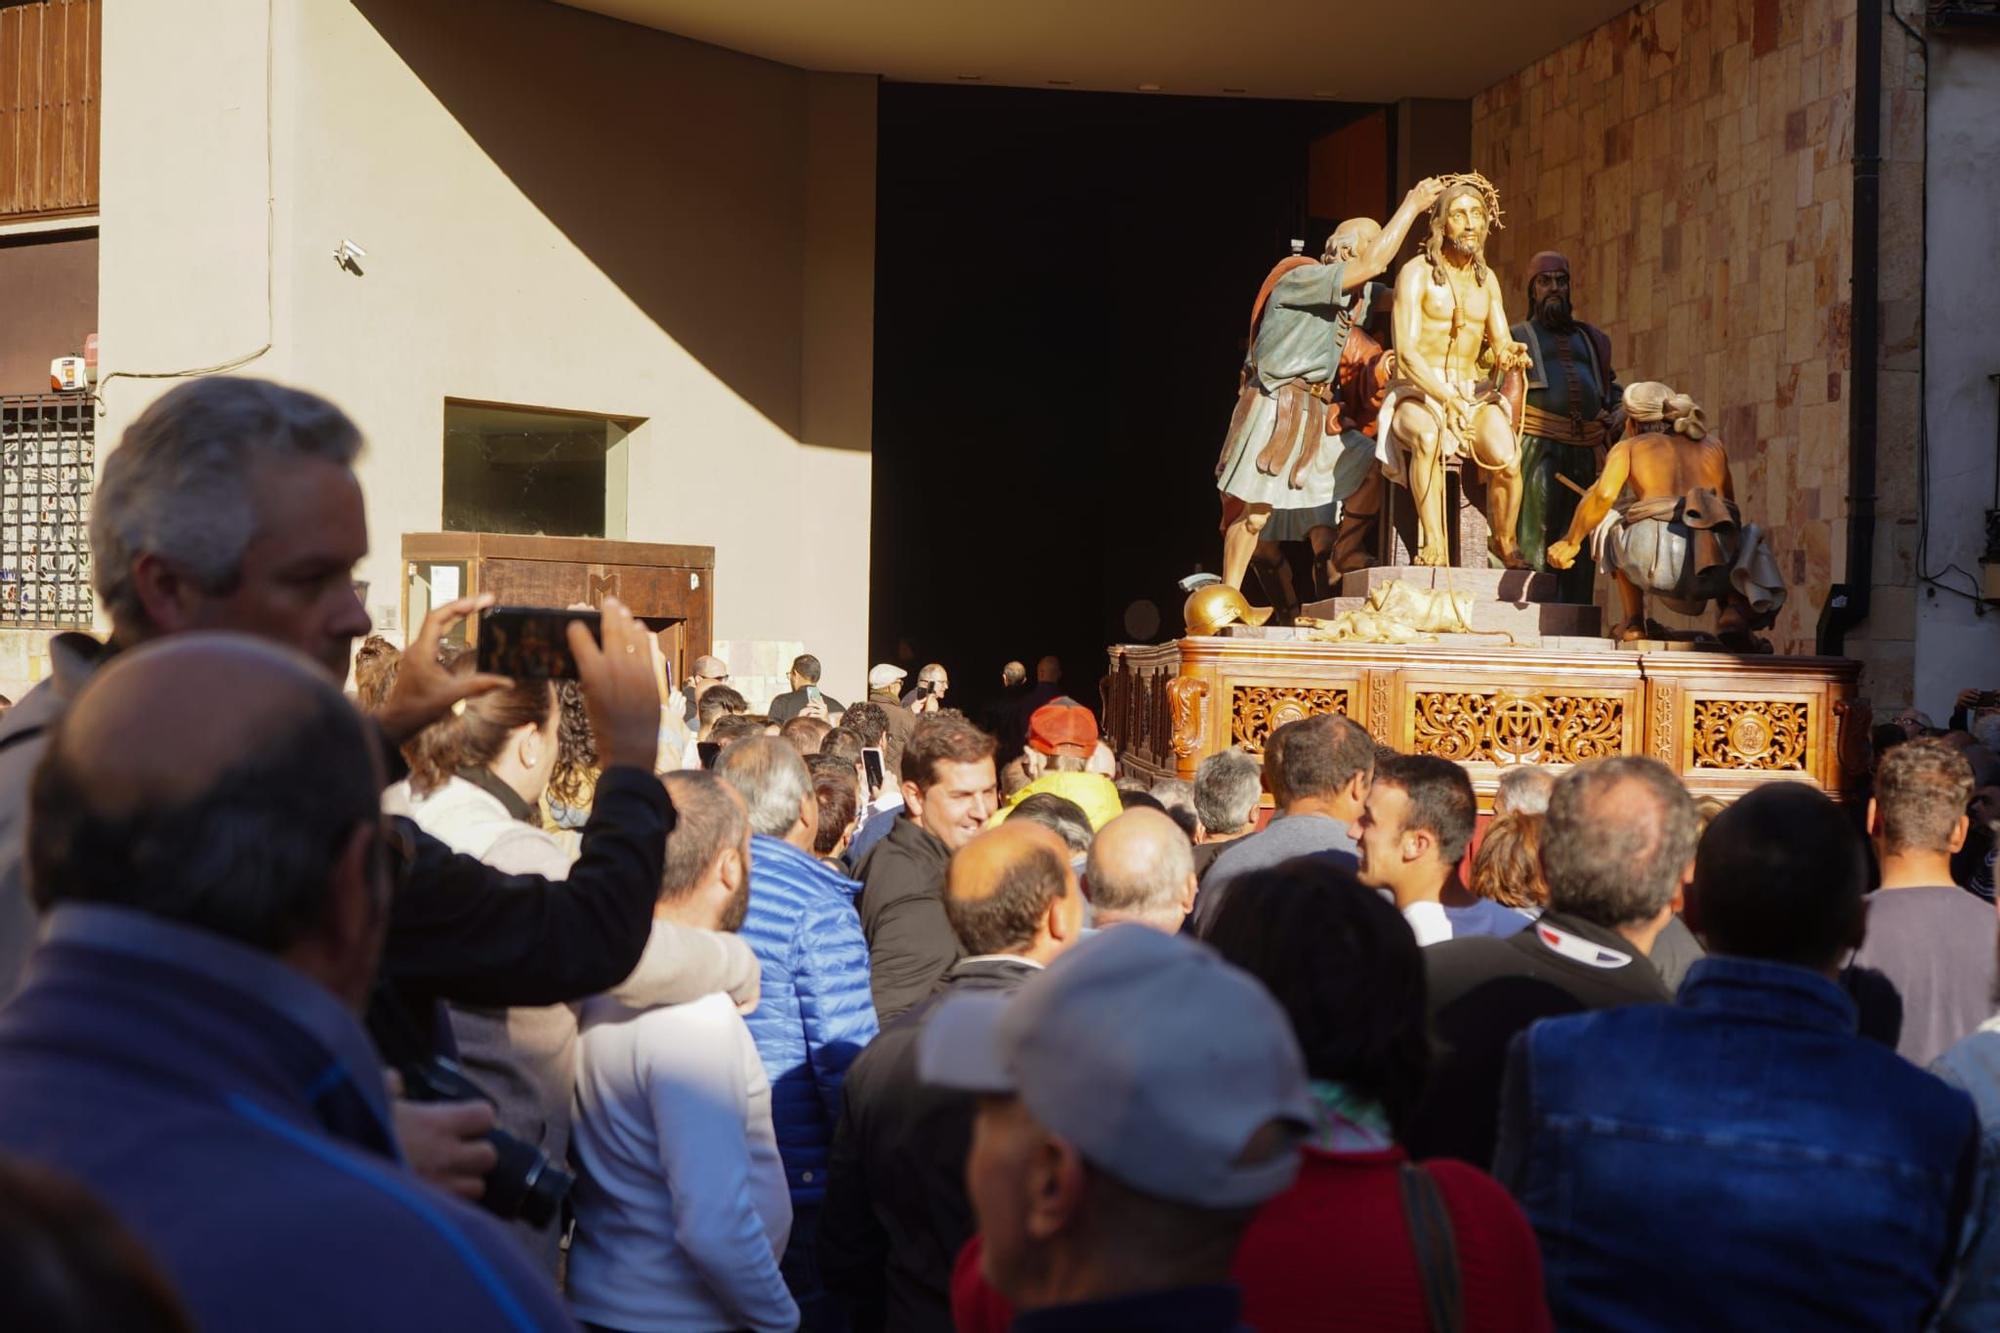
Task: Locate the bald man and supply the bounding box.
[1086,807,1199,933]
[0,634,574,1331]
[822,821,1083,1330]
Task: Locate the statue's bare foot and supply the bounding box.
[1414,543,1449,567]
[1487,536,1531,570]
[1610,617,1648,643]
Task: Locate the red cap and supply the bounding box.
[1028,699,1099,758]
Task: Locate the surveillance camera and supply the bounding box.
[333,239,367,268]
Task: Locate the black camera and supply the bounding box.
[397,1056,572,1229]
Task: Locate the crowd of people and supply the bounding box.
[0,374,1997,1331]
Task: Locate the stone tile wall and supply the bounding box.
[1471,0,1863,658]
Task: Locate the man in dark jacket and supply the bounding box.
[1410,755,1694,1166]
[822,820,1084,1330]
[855,715,999,1021]
[769,653,845,723]
[0,377,673,1201]
[1497,784,1978,1330]
[0,634,574,1331]
[867,664,919,754]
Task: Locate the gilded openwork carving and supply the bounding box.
[1368,672,1393,741]
[1410,689,1624,765]
[1651,689,1676,764]
[1167,677,1208,758]
[1690,699,1810,771]
[1229,686,1351,755]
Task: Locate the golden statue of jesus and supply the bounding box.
[1375,174,1531,567]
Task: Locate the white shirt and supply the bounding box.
[569,991,797,1333]
[1402,899,1453,948]
[397,775,571,879]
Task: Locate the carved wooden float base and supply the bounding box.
[1104,636,1867,810]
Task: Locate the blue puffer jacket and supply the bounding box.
[741,834,879,1206]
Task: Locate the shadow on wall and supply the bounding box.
[351,0,821,443]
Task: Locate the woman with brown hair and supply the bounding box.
[403,662,568,877]
[1469,811,1548,916]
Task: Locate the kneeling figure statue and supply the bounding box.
[1547,382,1787,652]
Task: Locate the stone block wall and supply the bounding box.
[1471,0,1861,658]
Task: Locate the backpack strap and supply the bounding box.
[1399,1162,1463,1333]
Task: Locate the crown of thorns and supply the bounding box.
[1431,171,1505,231]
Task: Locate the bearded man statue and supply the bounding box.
[1511,251,1623,600]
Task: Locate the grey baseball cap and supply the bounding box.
[917,924,1313,1208]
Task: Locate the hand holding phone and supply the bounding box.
[375,593,509,746]
[564,598,662,773]
[862,747,887,798]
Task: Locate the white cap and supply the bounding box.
[868,663,907,689]
[918,925,1312,1207]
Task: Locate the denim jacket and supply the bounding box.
[1933,1016,2000,1330]
[1496,956,1977,1331]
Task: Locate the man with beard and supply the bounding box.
[1512,252,1622,600]
[569,770,800,1333]
[1214,178,1444,594]
[1377,173,1532,568]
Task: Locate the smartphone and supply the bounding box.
[862,746,886,795]
[697,740,722,770]
[476,606,602,680]
[806,684,822,705]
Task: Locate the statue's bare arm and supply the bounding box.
[1548,440,1632,568]
[1345,179,1444,289]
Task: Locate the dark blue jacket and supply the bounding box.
[1496,955,1977,1331]
[740,833,879,1206]
[0,906,573,1331]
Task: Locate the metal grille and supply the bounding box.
[0,394,94,627]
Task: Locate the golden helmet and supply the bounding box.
[1183,584,1273,636]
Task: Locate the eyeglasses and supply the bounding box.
[352,579,371,605]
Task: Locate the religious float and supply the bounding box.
[1111,173,1868,808]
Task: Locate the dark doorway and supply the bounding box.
[871,84,1384,718]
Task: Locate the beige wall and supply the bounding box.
[1472,0,1859,658]
[94,0,876,700]
[1912,30,2000,715]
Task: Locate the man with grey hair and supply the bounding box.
[1192,747,1263,880]
[0,376,691,1204]
[1410,755,1696,1165]
[903,662,951,716]
[1493,764,1556,816]
[0,378,348,987]
[713,735,878,1324]
[1087,807,1199,933]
